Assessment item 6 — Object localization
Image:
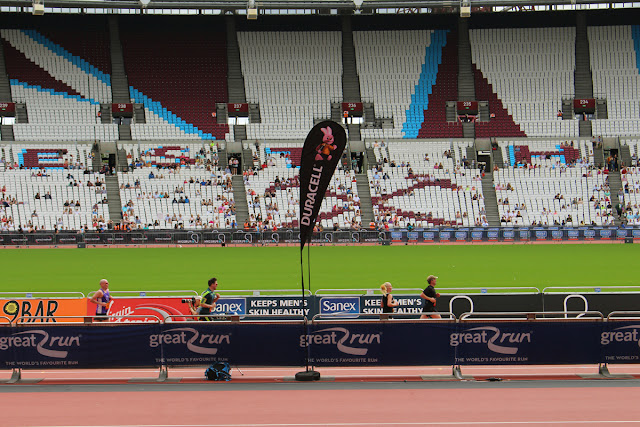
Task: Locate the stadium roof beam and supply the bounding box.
[2,0,639,12]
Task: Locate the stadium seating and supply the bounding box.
[368,140,486,227]
[470,27,577,137]
[621,167,640,225]
[494,154,614,226]
[0,169,109,231]
[239,31,341,140]
[416,31,464,138]
[244,142,361,229]
[589,25,640,137]
[1,27,117,142]
[355,30,450,139]
[117,168,236,230]
[120,21,229,141]
[119,142,215,169]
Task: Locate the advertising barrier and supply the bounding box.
[3,291,636,324]
[452,321,602,365]
[87,296,313,322]
[1,226,638,247]
[601,320,640,364]
[1,298,87,323]
[0,324,163,369]
[306,321,456,366]
[158,322,306,366]
[3,319,637,370]
[88,297,194,322]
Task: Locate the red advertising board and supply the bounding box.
[227,103,249,117]
[86,297,193,323]
[573,98,595,113]
[0,102,16,117]
[457,101,478,114]
[341,102,363,117]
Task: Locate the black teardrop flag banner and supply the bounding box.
[299,120,347,249]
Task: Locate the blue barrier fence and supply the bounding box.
[2,319,640,370]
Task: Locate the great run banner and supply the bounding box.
[299,121,347,249]
[0,324,162,369]
[0,320,634,369]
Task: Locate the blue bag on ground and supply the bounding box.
[205,362,231,381]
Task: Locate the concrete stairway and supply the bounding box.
[579,120,592,137]
[341,16,361,103]
[234,125,247,142]
[99,104,112,124]
[462,122,475,138]
[493,145,505,168]
[364,146,377,170]
[355,174,374,226]
[226,16,246,103]
[608,171,623,225]
[105,174,123,222]
[118,124,131,141]
[0,125,14,141]
[231,175,249,226]
[457,18,475,101]
[481,171,500,226]
[620,143,632,168]
[574,13,593,100]
[593,144,605,168]
[347,123,361,141]
[107,16,131,104]
[0,40,13,101]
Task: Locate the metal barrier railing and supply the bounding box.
[215,289,312,296]
[459,311,605,321]
[311,312,456,321]
[14,315,162,324]
[542,286,640,294]
[86,290,198,298]
[163,314,307,323]
[607,311,640,320]
[0,291,85,298]
[439,287,541,294]
[315,288,423,296]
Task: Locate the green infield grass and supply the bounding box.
[0,243,639,296]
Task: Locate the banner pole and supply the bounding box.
[295,240,320,381]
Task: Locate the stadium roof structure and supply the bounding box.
[3,0,640,15]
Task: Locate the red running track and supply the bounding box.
[3,386,640,426]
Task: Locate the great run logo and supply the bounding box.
[299,327,381,356]
[449,327,531,355]
[149,327,230,355]
[0,330,80,358]
[601,325,640,346]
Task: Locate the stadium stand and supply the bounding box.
[117,168,236,230]
[244,142,361,230]
[368,140,486,227]
[470,27,578,137]
[355,30,459,139]
[416,31,464,138]
[119,142,217,169]
[1,25,117,142]
[589,25,640,137]
[120,20,230,141]
[239,31,341,140]
[0,143,108,231]
[621,167,640,225]
[493,140,614,226]
[116,142,233,229]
